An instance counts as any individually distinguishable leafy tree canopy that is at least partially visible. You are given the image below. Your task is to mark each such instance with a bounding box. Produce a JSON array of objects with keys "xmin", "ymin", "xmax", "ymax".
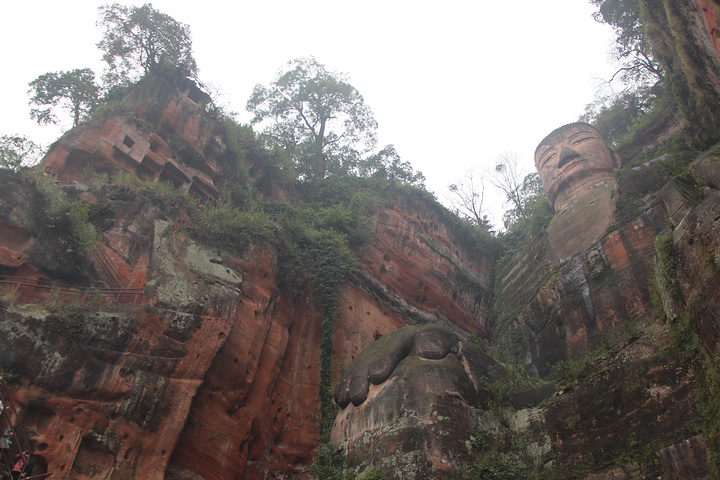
[
  {"xmin": 97, "ymin": 3, "xmax": 197, "ymax": 86},
  {"xmin": 581, "ymin": 0, "xmax": 665, "ymax": 149},
  {"xmin": 500, "ymin": 172, "xmax": 545, "ymax": 230},
  {"xmin": 247, "ymin": 57, "xmax": 377, "ymax": 181},
  {"xmin": 28, "ymin": 68, "xmax": 99, "ymax": 127},
  {"xmin": 356, "ymin": 144, "xmax": 425, "ymax": 187},
  {"xmin": 579, "ymin": 85, "xmax": 659, "ymax": 146},
  {"xmin": 590, "ymin": 0, "xmax": 661, "ymax": 87},
  {"xmin": 0, "ymin": 135, "xmax": 43, "ymax": 172}
]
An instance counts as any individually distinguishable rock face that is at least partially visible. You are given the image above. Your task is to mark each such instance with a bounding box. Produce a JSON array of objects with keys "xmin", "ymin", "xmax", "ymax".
[
  {"xmin": 42, "ymin": 73, "xmax": 221, "ymax": 202},
  {"xmin": 0, "ymin": 73, "xmax": 497, "ymax": 479},
  {"xmin": 544, "ymin": 323, "xmax": 702, "ymax": 477},
  {"xmin": 330, "ymin": 324, "xmax": 497, "ymax": 478},
  {"xmin": 333, "ymin": 198, "xmax": 495, "ymax": 379},
  {"xmin": 488, "ymin": 139, "xmax": 720, "ymax": 478},
  {"xmin": 2, "ymin": 4, "xmax": 720, "ymax": 476},
  {"xmin": 332, "ymin": 147, "xmax": 717, "ymax": 477},
  {"xmin": 643, "ymin": 0, "xmax": 720, "ymax": 148},
  {"xmin": 494, "ymin": 157, "xmax": 671, "ymax": 374}
]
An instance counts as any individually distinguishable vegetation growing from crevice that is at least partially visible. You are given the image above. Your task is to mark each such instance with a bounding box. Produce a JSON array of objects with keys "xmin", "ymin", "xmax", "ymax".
[
  {"xmin": 463, "ymin": 348, "xmax": 554, "ymax": 480},
  {"xmin": 654, "ymin": 233, "xmax": 681, "ymax": 305},
  {"xmin": 550, "ymin": 323, "xmax": 641, "ymax": 390},
  {"xmin": 20, "ymin": 174, "xmax": 103, "ymax": 279},
  {"xmin": 271, "ymin": 194, "xmax": 359, "ymax": 476},
  {"xmin": 469, "ymin": 405, "xmax": 551, "ymax": 480},
  {"xmin": 279, "ymin": 224, "xmax": 357, "ymax": 435},
  {"xmin": 665, "ymin": 309, "xmax": 720, "ymax": 476},
  {"xmin": 41, "ymin": 292, "xmax": 112, "ymax": 341},
  {"xmin": 610, "ymin": 160, "xmax": 666, "ymax": 226},
  {"xmin": 99, "ymin": 170, "xmax": 197, "ymax": 213},
  {"xmin": 484, "ymin": 362, "xmax": 543, "ymax": 412},
  {"xmin": 659, "ymin": 154, "xmax": 705, "ymax": 205},
  {"xmin": 497, "ymin": 194, "xmax": 553, "ymax": 251},
  {"xmin": 188, "ymin": 203, "xmax": 273, "ymax": 255},
  {"xmin": 641, "ymin": 0, "xmax": 720, "ymax": 149}
]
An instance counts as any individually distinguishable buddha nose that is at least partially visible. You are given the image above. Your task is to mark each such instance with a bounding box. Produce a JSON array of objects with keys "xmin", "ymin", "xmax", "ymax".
[{"xmin": 558, "ymin": 146, "xmax": 582, "ymax": 168}]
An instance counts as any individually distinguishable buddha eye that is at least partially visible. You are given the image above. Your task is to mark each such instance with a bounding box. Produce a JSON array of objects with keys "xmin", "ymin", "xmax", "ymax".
[
  {"xmin": 572, "ymin": 136, "xmax": 594, "ymax": 145},
  {"xmin": 542, "ymin": 153, "xmax": 555, "ymax": 167}
]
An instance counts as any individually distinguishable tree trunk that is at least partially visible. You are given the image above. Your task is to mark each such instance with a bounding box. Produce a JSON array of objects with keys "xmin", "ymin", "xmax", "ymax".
[{"xmin": 314, "ymin": 118, "xmax": 326, "ymax": 180}]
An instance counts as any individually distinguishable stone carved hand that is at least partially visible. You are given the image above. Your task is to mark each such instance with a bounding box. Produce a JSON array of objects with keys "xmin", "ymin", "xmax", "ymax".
[{"xmin": 333, "ymin": 324, "xmax": 491, "ymax": 408}]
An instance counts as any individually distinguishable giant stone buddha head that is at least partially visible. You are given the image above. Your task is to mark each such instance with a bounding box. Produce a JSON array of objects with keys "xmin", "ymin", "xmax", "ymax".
[{"xmin": 534, "ymin": 122, "xmax": 621, "ymax": 211}]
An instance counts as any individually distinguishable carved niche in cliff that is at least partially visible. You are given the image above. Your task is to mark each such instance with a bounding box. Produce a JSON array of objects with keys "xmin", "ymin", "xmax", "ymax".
[
  {"xmin": 42, "ymin": 74, "xmax": 222, "ymax": 203},
  {"xmin": 535, "ymin": 122, "xmax": 622, "ymax": 260}
]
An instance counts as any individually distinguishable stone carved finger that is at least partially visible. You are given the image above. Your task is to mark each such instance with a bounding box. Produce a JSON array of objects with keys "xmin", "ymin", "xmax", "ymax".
[
  {"xmin": 348, "ymin": 374, "xmax": 369, "ymax": 406},
  {"xmin": 334, "ymin": 377, "xmax": 351, "ymax": 408},
  {"xmin": 335, "ymin": 327, "xmax": 417, "ymax": 407},
  {"xmin": 368, "ymin": 357, "xmax": 394, "ymax": 385},
  {"xmin": 335, "ymin": 325, "xmax": 457, "ymax": 408}
]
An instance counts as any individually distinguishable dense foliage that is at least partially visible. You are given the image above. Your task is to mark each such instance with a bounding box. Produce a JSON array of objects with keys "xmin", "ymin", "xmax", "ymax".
[
  {"xmin": 28, "ymin": 68, "xmax": 99, "ymax": 127},
  {"xmin": 590, "ymin": 0, "xmax": 662, "ymax": 86},
  {"xmin": 97, "ymin": 3, "xmax": 197, "ymax": 87},
  {"xmin": 248, "ymin": 57, "xmax": 378, "ymax": 181},
  {"xmin": 0, "ymin": 135, "xmax": 43, "ymax": 172},
  {"xmin": 581, "ymin": 0, "xmax": 663, "ymax": 148}
]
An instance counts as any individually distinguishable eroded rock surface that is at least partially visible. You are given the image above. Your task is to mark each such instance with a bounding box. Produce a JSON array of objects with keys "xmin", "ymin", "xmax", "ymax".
[
  {"xmin": 0, "ymin": 73, "xmax": 498, "ymax": 479},
  {"xmin": 331, "ymin": 324, "xmax": 498, "ymax": 478}
]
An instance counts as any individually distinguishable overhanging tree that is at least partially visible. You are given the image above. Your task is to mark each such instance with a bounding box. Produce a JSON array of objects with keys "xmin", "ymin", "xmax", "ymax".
[
  {"xmin": 500, "ymin": 172, "xmax": 545, "ymax": 229},
  {"xmin": 590, "ymin": 0, "xmax": 662, "ymax": 87},
  {"xmin": 97, "ymin": 3, "xmax": 197, "ymax": 86},
  {"xmin": 581, "ymin": 0, "xmax": 664, "ymax": 143},
  {"xmin": 28, "ymin": 68, "xmax": 99, "ymax": 127},
  {"xmin": 247, "ymin": 57, "xmax": 377, "ymax": 180}
]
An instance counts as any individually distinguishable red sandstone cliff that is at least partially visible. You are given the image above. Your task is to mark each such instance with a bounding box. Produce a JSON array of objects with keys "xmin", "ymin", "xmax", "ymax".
[
  {"xmin": 0, "ymin": 72, "xmax": 497, "ymax": 479},
  {"xmin": 3, "ymin": 5, "xmax": 720, "ymax": 474}
]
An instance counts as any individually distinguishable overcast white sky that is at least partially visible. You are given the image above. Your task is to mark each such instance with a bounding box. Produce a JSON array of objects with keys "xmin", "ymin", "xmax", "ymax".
[{"xmin": 0, "ymin": 0, "xmax": 618, "ymax": 227}]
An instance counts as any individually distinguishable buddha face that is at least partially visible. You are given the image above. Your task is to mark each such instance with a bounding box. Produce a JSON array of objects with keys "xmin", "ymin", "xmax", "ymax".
[{"xmin": 535, "ymin": 123, "xmax": 620, "ymax": 211}]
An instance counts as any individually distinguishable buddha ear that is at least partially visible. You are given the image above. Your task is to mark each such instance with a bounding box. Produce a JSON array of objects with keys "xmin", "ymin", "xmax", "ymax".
[{"xmin": 612, "ymin": 151, "xmax": 622, "ymax": 169}]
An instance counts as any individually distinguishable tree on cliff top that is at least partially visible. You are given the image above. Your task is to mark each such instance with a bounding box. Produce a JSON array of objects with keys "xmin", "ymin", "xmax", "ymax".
[
  {"xmin": 97, "ymin": 3, "xmax": 197, "ymax": 86},
  {"xmin": 581, "ymin": 0, "xmax": 664, "ymax": 145},
  {"xmin": 247, "ymin": 57, "xmax": 377, "ymax": 181},
  {"xmin": 589, "ymin": 0, "xmax": 662, "ymax": 87},
  {"xmin": 28, "ymin": 68, "xmax": 99, "ymax": 127},
  {"xmin": 357, "ymin": 144, "xmax": 425, "ymax": 187},
  {"xmin": 447, "ymin": 168, "xmax": 491, "ymax": 229},
  {"xmin": 490, "ymin": 153, "xmax": 546, "ymax": 230}
]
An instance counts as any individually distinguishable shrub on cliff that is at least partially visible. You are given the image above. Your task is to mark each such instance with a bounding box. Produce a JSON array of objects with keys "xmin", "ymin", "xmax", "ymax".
[{"xmin": 189, "ymin": 202, "xmax": 274, "ymax": 255}]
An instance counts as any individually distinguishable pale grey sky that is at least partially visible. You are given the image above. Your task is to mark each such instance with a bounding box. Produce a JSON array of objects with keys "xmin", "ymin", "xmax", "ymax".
[{"xmin": 1, "ymin": 0, "xmax": 617, "ymax": 227}]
